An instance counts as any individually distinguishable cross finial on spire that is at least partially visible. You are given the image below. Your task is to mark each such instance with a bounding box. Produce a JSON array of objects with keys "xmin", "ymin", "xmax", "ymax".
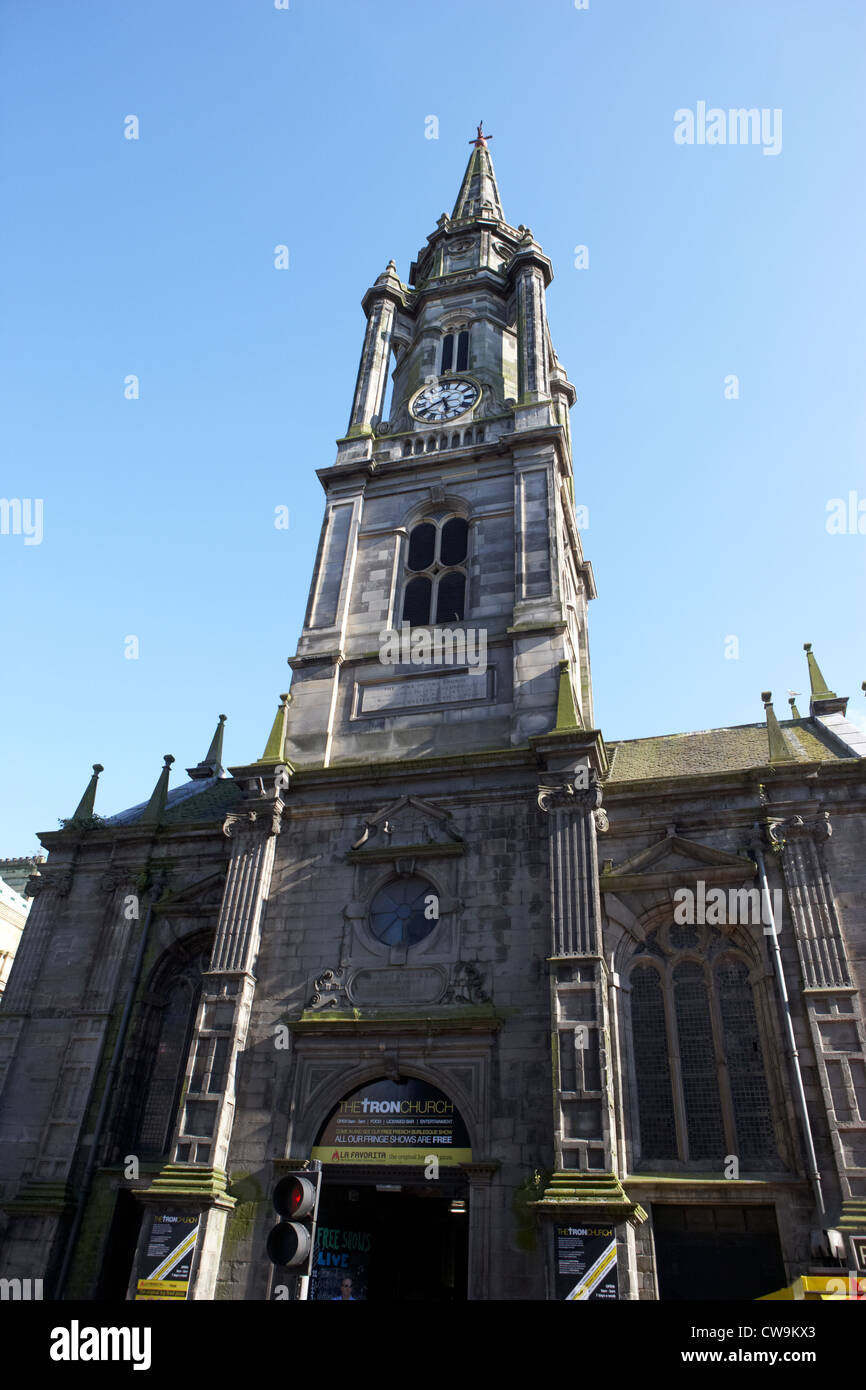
[{"xmin": 470, "ymin": 121, "xmax": 491, "ymax": 148}]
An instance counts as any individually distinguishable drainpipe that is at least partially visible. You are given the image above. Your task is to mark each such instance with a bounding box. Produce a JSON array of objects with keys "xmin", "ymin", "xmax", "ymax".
[
  {"xmin": 750, "ymin": 832, "xmax": 828, "ymax": 1230},
  {"xmin": 54, "ymin": 872, "xmax": 167, "ymax": 1298}
]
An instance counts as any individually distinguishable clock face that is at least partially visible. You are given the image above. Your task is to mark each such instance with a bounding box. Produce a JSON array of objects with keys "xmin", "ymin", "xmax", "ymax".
[{"xmin": 411, "ymin": 378, "xmax": 479, "ymax": 423}]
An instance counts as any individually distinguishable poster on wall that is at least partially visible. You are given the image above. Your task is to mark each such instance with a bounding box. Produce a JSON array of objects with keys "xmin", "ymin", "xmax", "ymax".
[
  {"xmin": 135, "ymin": 1212, "xmax": 200, "ymax": 1300},
  {"xmin": 310, "ymin": 1223, "xmax": 372, "ymax": 1301},
  {"xmin": 311, "ymin": 1078, "xmax": 472, "ymax": 1167},
  {"xmin": 554, "ymin": 1224, "xmax": 619, "ymax": 1300}
]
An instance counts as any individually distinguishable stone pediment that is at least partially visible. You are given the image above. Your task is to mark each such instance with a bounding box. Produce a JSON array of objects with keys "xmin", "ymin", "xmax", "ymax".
[
  {"xmin": 600, "ymin": 830, "xmax": 755, "ymax": 893},
  {"xmin": 155, "ymin": 871, "xmax": 227, "ymax": 916},
  {"xmin": 346, "ymin": 796, "xmax": 464, "ymax": 863}
]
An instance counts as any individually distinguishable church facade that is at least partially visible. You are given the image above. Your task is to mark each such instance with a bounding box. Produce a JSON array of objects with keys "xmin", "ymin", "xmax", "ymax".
[{"xmin": 1, "ymin": 133, "xmax": 865, "ymax": 1302}]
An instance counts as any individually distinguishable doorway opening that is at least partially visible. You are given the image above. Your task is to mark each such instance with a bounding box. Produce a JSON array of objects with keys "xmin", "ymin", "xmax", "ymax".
[
  {"xmin": 310, "ymin": 1167, "xmax": 469, "ymax": 1302},
  {"xmin": 652, "ymin": 1204, "xmax": 786, "ymax": 1300},
  {"xmin": 94, "ymin": 1188, "xmax": 143, "ymax": 1300}
]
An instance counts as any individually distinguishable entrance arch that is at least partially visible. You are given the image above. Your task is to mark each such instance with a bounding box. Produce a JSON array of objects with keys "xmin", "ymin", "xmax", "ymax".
[{"xmin": 308, "ymin": 1076, "xmax": 472, "ymax": 1302}]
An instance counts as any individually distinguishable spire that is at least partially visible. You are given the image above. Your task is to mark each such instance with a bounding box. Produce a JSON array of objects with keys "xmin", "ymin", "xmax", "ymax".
[
  {"xmin": 803, "ymin": 642, "xmax": 848, "ymax": 717},
  {"xmin": 762, "ymin": 692, "xmax": 793, "ymax": 764},
  {"xmin": 139, "ymin": 755, "xmax": 175, "ymax": 826},
  {"xmin": 187, "ymin": 713, "xmax": 227, "ymax": 779},
  {"xmin": 70, "ymin": 764, "xmax": 103, "ymax": 822},
  {"xmin": 452, "ymin": 123, "xmax": 504, "ymax": 222},
  {"xmin": 257, "ymin": 693, "xmax": 291, "ymax": 765},
  {"xmin": 788, "ymin": 694, "xmax": 802, "ymax": 719}
]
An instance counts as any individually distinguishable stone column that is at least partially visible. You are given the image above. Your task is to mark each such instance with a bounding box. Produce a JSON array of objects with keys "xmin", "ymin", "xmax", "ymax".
[
  {"xmin": 770, "ymin": 812, "xmax": 866, "ymax": 1256},
  {"xmin": 511, "ymin": 240, "xmax": 552, "ymax": 408},
  {"xmin": 535, "ymin": 774, "xmax": 645, "ymax": 1293},
  {"xmin": 463, "ymin": 1162, "xmax": 498, "ymax": 1300},
  {"xmin": 130, "ymin": 793, "xmax": 284, "ymax": 1300},
  {"xmin": 0, "ymin": 869, "xmax": 71, "ymax": 1015}
]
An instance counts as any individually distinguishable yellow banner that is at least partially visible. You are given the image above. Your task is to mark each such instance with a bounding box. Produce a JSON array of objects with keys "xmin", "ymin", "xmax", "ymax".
[
  {"xmin": 311, "ymin": 1146, "xmax": 472, "ymax": 1167},
  {"xmin": 136, "ymin": 1279, "xmax": 189, "ymax": 1300}
]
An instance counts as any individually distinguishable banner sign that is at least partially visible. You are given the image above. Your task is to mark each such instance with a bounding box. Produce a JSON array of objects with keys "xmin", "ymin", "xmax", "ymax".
[
  {"xmin": 312, "ymin": 1078, "xmax": 472, "ymax": 1167},
  {"xmin": 135, "ymin": 1213, "xmax": 200, "ymax": 1300},
  {"xmin": 310, "ymin": 1224, "xmax": 372, "ymax": 1301},
  {"xmin": 554, "ymin": 1223, "xmax": 618, "ymax": 1301}
]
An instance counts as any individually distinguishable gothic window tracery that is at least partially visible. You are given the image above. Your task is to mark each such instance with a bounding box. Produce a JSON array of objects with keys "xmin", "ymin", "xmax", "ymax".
[
  {"xmin": 628, "ymin": 923, "xmax": 778, "ymax": 1169},
  {"xmin": 401, "ymin": 514, "xmax": 469, "ymax": 626}
]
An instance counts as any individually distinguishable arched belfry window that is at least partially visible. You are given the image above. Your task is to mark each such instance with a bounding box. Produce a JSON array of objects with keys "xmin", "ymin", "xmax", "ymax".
[
  {"xmin": 401, "ymin": 514, "xmax": 469, "ymax": 626},
  {"xmin": 441, "ymin": 328, "xmax": 470, "ymax": 374},
  {"xmin": 628, "ymin": 923, "xmax": 779, "ymax": 1170}
]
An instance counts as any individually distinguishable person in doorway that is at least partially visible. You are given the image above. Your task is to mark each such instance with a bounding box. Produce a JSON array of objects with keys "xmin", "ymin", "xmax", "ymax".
[{"xmin": 331, "ymin": 1275, "xmax": 356, "ymax": 1301}]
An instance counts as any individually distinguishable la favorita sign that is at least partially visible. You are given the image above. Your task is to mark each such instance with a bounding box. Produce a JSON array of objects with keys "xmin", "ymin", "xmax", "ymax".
[{"xmin": 312, "ymin": 1078, "xmax": 472, "ymax": 1167}]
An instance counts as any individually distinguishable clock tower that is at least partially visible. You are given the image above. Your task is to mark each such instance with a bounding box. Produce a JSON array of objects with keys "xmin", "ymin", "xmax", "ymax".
[{"xmin": 283, "ymin": 123, "xmax": 597, "ymax": 769}]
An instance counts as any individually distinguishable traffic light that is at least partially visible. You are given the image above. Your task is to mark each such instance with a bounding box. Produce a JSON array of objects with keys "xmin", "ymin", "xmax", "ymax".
[{"xmin": 266, "ymin": 1166, "xmax": 321, "ymax": 1279}]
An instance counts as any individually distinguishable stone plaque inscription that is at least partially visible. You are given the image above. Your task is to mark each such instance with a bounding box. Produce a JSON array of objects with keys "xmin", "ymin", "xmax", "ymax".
[
  {"xmin": 349, "ymin": 967, "xmax": 446, "ymax": 1006},
  {"xmin": 357, "ymin": 669, "xmax": 489, "ymax": 715}
]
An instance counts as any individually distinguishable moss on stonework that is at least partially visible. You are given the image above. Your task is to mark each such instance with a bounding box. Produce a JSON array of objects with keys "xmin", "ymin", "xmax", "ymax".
[
  {"xmin": 64, "ymin": 1171, "xmax": 119, "ymax": 1299},
  {"xmin": 511, "ymin": 1169, "xmax": 549, "ymax": 1253},
  {"xmin": 223, "ymin": 1172, "xmax": 266, "ymax": 1259}
]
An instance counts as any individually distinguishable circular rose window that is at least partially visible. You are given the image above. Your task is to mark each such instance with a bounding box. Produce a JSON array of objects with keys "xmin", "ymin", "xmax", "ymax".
[{"xmin": 369, "ymin": 878, "xmax": 437, "ymax": 948}]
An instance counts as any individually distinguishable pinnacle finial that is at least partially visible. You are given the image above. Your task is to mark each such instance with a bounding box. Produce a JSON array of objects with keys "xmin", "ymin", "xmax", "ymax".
[
  {"xmin": 139, "ymin": 755, "xmax": 175, "ymax": 826},
  {"xmin": 188, "ymin": 713, "xmax": 228, "ymax": 780},
  {"xmin": 803, "ymin": 642, "xmax": 836, "ymax": 699},
  {"xmin": 69, "ymin": 763, "xmax": 104, "ymax": 822},
  {"xmin": 762, "ymin": 692, "xmax": 793, "ymax": 764},
  {"xmin": 258, "ymin": 693, "xmax": 292, "ymax": 765},
  {"xmin": 554, "ymin": 660, "xmax": 580, "ymax": 732}
]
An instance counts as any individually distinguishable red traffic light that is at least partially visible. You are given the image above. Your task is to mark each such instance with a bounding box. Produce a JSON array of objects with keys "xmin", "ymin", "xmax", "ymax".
[{"xmin": 273, "ymin": 1174, "xmax": 317, "ymax": 1221}]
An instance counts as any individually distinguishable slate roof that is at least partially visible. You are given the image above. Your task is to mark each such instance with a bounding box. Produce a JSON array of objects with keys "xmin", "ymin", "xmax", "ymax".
[
  {"xmin": 107, "ymin": 775, "xmax": 241, "ymax": 827},
  {"xmin": 606, "ymin": 718, "xmax": 854, "ymax": 784}
]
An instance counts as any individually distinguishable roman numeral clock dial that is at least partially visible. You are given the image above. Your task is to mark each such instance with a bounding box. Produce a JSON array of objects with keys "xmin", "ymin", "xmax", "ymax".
[{"xmin": 411, "ymin": 378, "xmax": 479, "ymax": 423}]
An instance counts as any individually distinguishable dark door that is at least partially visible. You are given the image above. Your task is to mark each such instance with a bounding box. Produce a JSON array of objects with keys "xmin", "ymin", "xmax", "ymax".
[
  {"xmin": 652, "ymin": 1204, "xmax": 786, "ymax": 1300},
  {"xmin": 311, "ymin": 1173, "xmax": 469, "ymax": 1301}
]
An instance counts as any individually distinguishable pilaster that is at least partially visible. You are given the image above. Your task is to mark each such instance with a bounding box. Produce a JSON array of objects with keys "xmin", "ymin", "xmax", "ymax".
[{"xmin": 769, "ymin": 812, "xmax": 866, "ymax": 1242}]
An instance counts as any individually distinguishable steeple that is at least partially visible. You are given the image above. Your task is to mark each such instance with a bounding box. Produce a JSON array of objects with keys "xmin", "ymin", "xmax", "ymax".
[{"xmin": 451, "ymin": 123, "xmax": 504, "ymax": 223}]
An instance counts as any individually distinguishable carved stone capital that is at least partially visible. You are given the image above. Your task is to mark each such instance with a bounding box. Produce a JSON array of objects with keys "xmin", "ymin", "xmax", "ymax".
[
  {"xmin": 538, "ymin": 773, "xmax": 603, "ymax": 815},
  {"xmin": 770, "ymin": 811, "xmax": 832, "ymax": 848},
  {"xmin": 26, "ymin": 868, "xmax": 71, "ymax": 897},
  {"xmin": 222, "ymin": 804, "xmax": 283, "ymax": 839}
]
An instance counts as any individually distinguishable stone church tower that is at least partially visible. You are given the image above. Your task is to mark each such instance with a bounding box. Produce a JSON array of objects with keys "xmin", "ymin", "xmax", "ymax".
[{"xmin": 1, "ymin": 131, "xmax": 865, "ymax": 1302}]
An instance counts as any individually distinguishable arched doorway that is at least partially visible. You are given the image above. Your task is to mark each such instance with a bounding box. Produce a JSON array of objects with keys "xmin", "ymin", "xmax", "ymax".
[{"xmin": 309, "ymin": 1077, "xmax": 471, "ymax": 1302}]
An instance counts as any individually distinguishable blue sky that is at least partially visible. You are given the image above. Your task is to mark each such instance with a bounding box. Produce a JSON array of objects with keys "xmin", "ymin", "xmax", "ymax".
[{"xmin": 1, "ymin": 0, "xmax": 864, "ymax": 854}]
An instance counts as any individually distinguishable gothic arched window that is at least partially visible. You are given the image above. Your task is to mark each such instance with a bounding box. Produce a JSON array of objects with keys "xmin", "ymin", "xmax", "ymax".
[
  {"xmin": 401, "ymin": 514, "xmax": 468, "ymax": 626},
  {"xmin": 108, "ymin": 936, "xmax": 211, "ymax": 1164},
  {"xmin": 628, "ymin": 924, "xmax": 779, "ymax": 1170}
]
